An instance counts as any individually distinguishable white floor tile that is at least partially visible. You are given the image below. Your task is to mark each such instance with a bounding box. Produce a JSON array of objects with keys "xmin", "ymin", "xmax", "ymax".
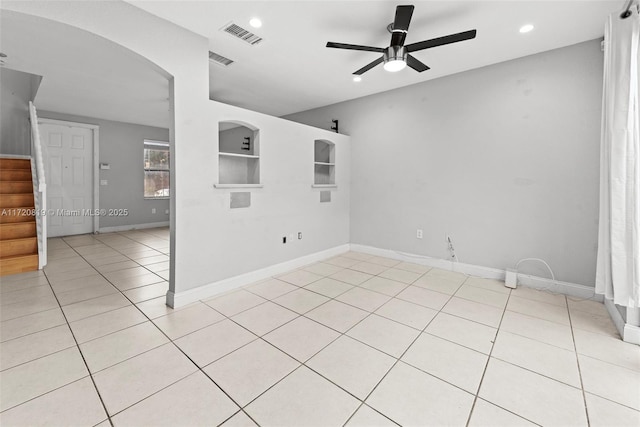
[
  {"xmin": 578, "ymin": 354, "xmax": 640, "ymax": 410},
  {"xmin": 425, "ymin": 312, "xmax": 497, "ymax": 354},
  {"xmin": 93, "ymin": 343, "xmax": 197, "ymax": 415},
  {"xmin": 231, "ymin": 301, "xmax": 298, "ymax": 336},
  {"xmin": 366, "ymin": 256, "xmax": 401, "ymax": 268},
  {"xmin": 204, "ymin": 339, "xmax": 299, "ymax": 406},
  {"xmin": 585, "ymin": 392, "xmax": 640, "ymax": 427},
  {"xmin": 330, "ymin": 269, "xmax": 374, "ymax": 286},
  {"xmin": 220, "ymin": 410, "xmax": 258, "ymax": 426},
  {"xmin": 396, "ymin": 285, "xmax": 451, "ymax": 310},
  {"xmin": 349, "ymin": 261, "xmax": 389, "ymax": 275},
  {"xmin": 367, "ymin": 362, "xmax": 474, "ymax": 426},
  {"xmin": 374, "ymin": 298, "xmax": 437, "ymax": 330},
  {"xmin": 69, "ymin": 305, "xmax": 147, "ymax": 344},
  {"xmin": 0, "ymin": 308, "xmax": 66, "ymax": 343},
  {"xmin": 570, "ymin": 309, "xmax": 620, "ymax": 337},
  {"xmin": 0, "ymin": 347, "xmax": 88, "ymax": 412},
  {"xmin": 412, "ymin": 274, "xmax": 464, "ymax": 295},
  {"xmin": 62, "ymin": 293, "xmax": 131, "ymax": 323},
  {"xmin": 573, "ymin": 328, "xmax": 640, "ymax": 372},
  {"xmin": 153, "ymin": 302, "xmax": 224, "ymax": 339},
  {"xmin": 0, "ymin": 377, "xmax": 107, "ymax": 427},
  {"xmin": 346, "ymin": 404, "xmax": 398, "ymax": 426},
  {"xmin": 491, "ymin": 330, "xmax": 581, "ymax": 387},
  {"xmin": 111, "ymin": 372, "xmax": 238, "ymax": 426},
  {"xmin": 500, "ymin": 310, "xmax": 574, "ymax": 351},
  {"xmin": 347, "ymin": 314, "xmax": 420, "ymax": 358},
  {"xmin": 277, "ymin": 270, "xmax": 323, "ymax": 287},
  {"xmin": 302, "ymin": 262, "xmax": 345, "ymax": 277},
  {"xmin": 245, "ymin": 278, "xmax": 297, "ymax": 300},
  {"xmin": 80, "ymin": 321, "xmax": 169, "ymax": 373},
  {"xmin": 455, "ymin": 284, "xmax": 509, "ymax": 309},
  {"xmin": 479, "ymin": 358, "xmax": 587, "ymax": 426},
  {"xmin": 0, "ymin": 324, "xmax": 76, "ymax": 371},
  {"xmin": 122, "ymin": 281, "xmax": 168, "ymax": 303},
  {"xmin": 174, "ymin": 319, "xmax": 257, "ymax": 367},
  {"xmin": 304, "ymin": 277, "xmax": 354, "ymax": 298},
  {"xmin": 402, "ymin": 333, "xmax": 488, "ymax": 393},
  {"xmin": 342, "ymin": 251, "xmax": 374, "ymax": 261},
  {"xmin": 393, "ymin": 261, "xmax": 430, "ymax": 274},
  {"xmin": 245, "ymin": 366, "xmax": 360, "ymax": 427},
  {"xmin": 264, "ymin": 316, "xmax": 340, "ymax": 362},
  {"xmin": 468, "ymin": 399, "xmax": 537, "ymax": 426},
  {"xmin": 324, "ymin": 256, "xmax": 361, "ymax": 268},
  {"xmin": 273, "ymin": 288, "xmax": 329, "ymax": 314},
  {"xmin": 464, "ymin": 277, "xmax": 510, "ymax": 294},
  {"xmin": 442, "ymin": 297, "xmax": 504, "ymax": 328},
  {"xmin": 378, "ymin": 268, "xmax": 421, "ymax": 284},
  {"xmin": 204, "ymin": 290, "xmax": 266, "ymax": 317},
  {"xmin": 308, "ymin": 335, "xmax": 395, "ymax": 399},
  {"xmin": 507, "ymin": 296, "xmax": 570, "ymax": 326},
  {"xmin": 359, "ymin": 276, "xmax": 408, "ymax": 297},
  {"xmin": 336, "ymin": 287, "xmax": 391, "ymax": 312},
  {"xmin": 425, "ymin": 268, "xmax": 467, "ymax": 282},
  {"xmin": 305, "ymin": 300, "xmax": 369, "ymax": 333},
  {"xmin": 510, "ymin": 286, "xmax": 567, "ymax": 307}
]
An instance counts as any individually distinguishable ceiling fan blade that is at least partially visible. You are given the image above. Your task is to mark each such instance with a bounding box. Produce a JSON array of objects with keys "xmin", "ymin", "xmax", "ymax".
[
  {"xmin": 390, "ymin": 5, "xmax": 414, "ymax": 46},
  {"xmin": 353, "ymin": 57, "xmax": 384, "ymax": 75},
  {"xmin": 406, "ymin": 54, "xmax": 430, "ymax": 72},
  {"xmin": 405, "ymin": 29, "xmax": 477, "ymax": 52},
  {"xmin": 326, "ymin": 42, "xmax": 384, "ymax": 53}
]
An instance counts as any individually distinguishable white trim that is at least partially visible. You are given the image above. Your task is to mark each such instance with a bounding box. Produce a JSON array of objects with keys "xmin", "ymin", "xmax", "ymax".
[
  {"xmin": 38, "ymin": 118, "xmax": 100, "ymax": 234},
  {"xmin": 350, "ymin": 244, "xmax": 599, "ymax": 299},
  {"xmin": 311, "ymin": 184, "xmax": 338, "ymax": 189},
  {"xmin": 166, "ymin": 244, "xmax": 350, "ymax": 308},
  {"xmin": 0, "ymin": 154, "xmax": 31, "ymax": 159},
  {"xmin": 604, "ymin": 298, "xmax": 640, "ymax": 345},
  {"xmin": 214, "ymin": 184, "xmax": 264, "ymax": 189},
  {"xmin": 98, "ymin": 221, "xmax": 170, "ymax": 233},
  {"xmin": 604, "ymin": 298, "xmax": 626, "ymax": 338}
]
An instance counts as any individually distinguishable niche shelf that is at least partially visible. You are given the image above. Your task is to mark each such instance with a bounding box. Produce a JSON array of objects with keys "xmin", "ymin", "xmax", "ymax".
[
  {"xmin": 312, "ymin": 139, "xmax": 336, "ymax": 188},
  {"xmin": 216, "ymin": 121, "xmax": 261, "ymax": 188}
]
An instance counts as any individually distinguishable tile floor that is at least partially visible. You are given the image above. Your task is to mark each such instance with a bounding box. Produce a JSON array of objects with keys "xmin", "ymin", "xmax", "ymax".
[{"xmin": 1, "ymin": 229, "xmax": 639, "ymax": 426}]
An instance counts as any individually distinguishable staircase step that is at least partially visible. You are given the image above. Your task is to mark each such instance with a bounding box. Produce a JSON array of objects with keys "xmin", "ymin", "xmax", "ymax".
[
  {"xmin": 0, "ymin": 169, "xmax": 32, "ymax": 181},
  {"xmin": 0, "ymin": 206, "xmax": 36, "ymax": 224},
  {"xmin": 0, "ymin": 181, "xmax": 33, "ymax": 194},
  {"xmin": 0, "ymin": 254, "xmax": 38, "ymax": 276},
  {"xmin": 0, "ymin": 158, "xmax": 31, "ymax": 170},
  {"xmin": 0, "ymin": 222, "xmax": 37, "ymax": 240},
  {"xmin": 0, "ymin": 237, "xmax": 38, "ymax": 257},
  {"xmin": 0, "ymin": 193, "xmax": 35, "ymax": 208}
]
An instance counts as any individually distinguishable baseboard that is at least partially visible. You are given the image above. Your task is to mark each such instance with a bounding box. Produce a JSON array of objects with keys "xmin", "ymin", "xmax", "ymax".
[
  {"xmin": 167, "ymin": 244, "xmax": 350, "ymax": 308},
  {"xmin": 350, "ymin": 244, "xmax": 599, "ymax": 300},
  {"xmin": 98, "ymin": 221, "xmax": 170, "ymax": 233},
  {"xmin": 604, "ymin": 298, "xmax": 640, "ymax": 345},
  {"xmin": 0, "ymin": 154, "xmax": 31, "ymax": 159}
]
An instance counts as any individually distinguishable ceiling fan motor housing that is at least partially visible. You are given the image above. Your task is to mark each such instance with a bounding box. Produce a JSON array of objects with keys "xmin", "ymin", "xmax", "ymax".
[{"xmin": 384, "ymin": 45, "xmax": 407, "ymax": 64}]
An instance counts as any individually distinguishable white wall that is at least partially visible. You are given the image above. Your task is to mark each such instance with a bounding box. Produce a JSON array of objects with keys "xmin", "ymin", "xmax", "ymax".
[
  {"xmin": 286, "ymin": 40, "xmax": 603, "ymax": 287},
  {"xmin": 3, "ymin": 2, "xmax": 351, "ymax": 307},
  {"xmin": 38, "ymin": 110, "xmax": 170, "ymax": 229},
  {"xmin": 0, "ymin": 68, "xmax": 41, "ymax": 155}
]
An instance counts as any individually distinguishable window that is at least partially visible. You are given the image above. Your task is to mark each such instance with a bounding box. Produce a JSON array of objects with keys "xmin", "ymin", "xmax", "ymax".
[{"xmin": 144, "ymin": 140, "xmax": 170, "ymax": 198}]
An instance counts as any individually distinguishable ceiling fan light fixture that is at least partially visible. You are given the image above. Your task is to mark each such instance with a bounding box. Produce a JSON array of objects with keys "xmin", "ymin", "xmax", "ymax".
[{"xmin": 383, "ymin": 46, "xmax": 407, "ymax": 72}]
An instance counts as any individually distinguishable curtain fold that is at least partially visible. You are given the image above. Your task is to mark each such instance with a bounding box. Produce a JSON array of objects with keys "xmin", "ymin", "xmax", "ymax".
[{"xmin": 596, "ymin": 9, "xmax": 640, "ymax": 308}]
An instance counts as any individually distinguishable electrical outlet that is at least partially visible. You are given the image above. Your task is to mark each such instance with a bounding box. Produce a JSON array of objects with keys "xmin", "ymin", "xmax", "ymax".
[
  {"xmin": 298, "ymin": 232, "xmax": 302, "ymax": 240},
  {"xmin": 416, "ymin": 229, "xmax": 423, "ymax": 239},
  {"xmin": 282, "ymin": 236, "xmax": 287, "ymax": 244},
  {"xmin": 151, "ymin": 208, "xmax": 156, "ymax": 214}
]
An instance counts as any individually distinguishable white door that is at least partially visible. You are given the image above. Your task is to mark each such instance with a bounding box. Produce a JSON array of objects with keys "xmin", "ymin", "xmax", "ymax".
[{"xmin": 39, "ymin": 122, "xmax": 94, "ymax": 237}]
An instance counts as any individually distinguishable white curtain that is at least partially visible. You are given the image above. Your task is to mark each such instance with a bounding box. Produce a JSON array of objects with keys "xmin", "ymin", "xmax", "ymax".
[{"xmin": 596, "ymin": 8, "xmax": 640, "ymax": 308}]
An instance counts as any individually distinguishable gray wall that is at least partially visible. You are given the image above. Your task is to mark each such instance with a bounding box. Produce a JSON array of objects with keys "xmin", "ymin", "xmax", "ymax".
[
  {"xmin": 219, "ymin": 125, "xmax": 256, "ymax": 155},
  {"xmin": 0, "ymin": 68, "xmax": 41, "ymax": 155},
  {"xmin": 39, "ymin": 111, "xmax": 170, "ymax": 229},
  {"xmin": 286, "ymin": 40, "xmax": 603, "ymax": 286}
]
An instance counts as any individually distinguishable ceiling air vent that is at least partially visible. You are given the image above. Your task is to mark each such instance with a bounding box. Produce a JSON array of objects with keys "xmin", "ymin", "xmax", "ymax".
[
  {"xmin": 221, "ymin": 22, "xmax": 263, "ymax": 46},
  {"xmin": 209, "ymin": 51, "xmax": 234, "ymax": 67}
]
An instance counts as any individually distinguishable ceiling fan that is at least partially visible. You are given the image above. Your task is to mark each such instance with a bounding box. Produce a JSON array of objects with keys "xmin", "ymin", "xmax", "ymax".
[{"xmin": 326, "ymin": 5, "xmax": 477, "ymax": 75}]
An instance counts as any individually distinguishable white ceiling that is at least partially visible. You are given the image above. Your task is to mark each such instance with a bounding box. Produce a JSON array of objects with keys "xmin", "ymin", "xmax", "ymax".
[
  {"xmin": 0, "ymin": 10, "xmax": 170, "ymax": 128},
  {"xmin": 129, "ymin": 0, "xmax": 621, "ymax": 117},
  {"xmin": 0, "ymin": 1, "xmax": 622, "ymax": 128}
]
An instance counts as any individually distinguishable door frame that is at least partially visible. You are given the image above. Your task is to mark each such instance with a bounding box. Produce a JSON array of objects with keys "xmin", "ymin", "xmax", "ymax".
[{"xmin": 38, "ymin": 118, "xmax": 101, "ymax": 234}]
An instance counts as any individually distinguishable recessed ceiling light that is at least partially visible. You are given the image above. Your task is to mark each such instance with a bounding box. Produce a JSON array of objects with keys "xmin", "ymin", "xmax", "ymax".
[
  {"xmin": 249, "ymin": 18, "xmax": 262, "ymax": 28},
  {"xmin": 353, "ymin": 76, "xmax": 362, "ymax": 82},
  {"xmin": 519, "ymin": 24, "xmax": 534, "ymax": 34}
]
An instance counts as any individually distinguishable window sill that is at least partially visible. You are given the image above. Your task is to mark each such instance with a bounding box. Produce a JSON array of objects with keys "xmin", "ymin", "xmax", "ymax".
[
  {"xmin": 144, "ymin": 197, "xmax": 170, "ymax": 200},
  {"xmin": 214, "ymin": 184, "xmax": 264, "ymax": 189},
  {"xmin": 311, "ymin": 184, "xmax": 337, "ymax": 189}
]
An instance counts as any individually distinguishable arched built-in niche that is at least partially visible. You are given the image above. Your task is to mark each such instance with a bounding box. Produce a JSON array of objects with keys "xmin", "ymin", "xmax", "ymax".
[
  {"xmin": 313, "ymin": 139, "xmax": 335, "ymax": 186},
  {"xmin": 216, "ymin": 121, "xmax": 261, "ymax": 186}
]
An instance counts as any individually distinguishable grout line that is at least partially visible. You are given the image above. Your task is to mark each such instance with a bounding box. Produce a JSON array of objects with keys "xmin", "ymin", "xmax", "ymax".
[
  {"xmin": 40, "ymin": 264, "xmax": 114, "ymax": 427},
  {"xmin": 567, "ymin": 296, "xmax": 592, "ymax": 426}
]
